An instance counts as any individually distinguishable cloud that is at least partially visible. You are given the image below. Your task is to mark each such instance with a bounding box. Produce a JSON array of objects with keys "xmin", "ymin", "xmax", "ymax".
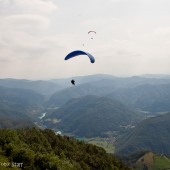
[
  {"xmin": 1, "ymin": 14, "xmax": 50, "ymax": 32},
  {"xmin": 116, "ymin": 49, "xmax": 141, "ymax": 58},
  {"xmin": 153, "ymin": 26, "xmax": 170, "ymax": 36},
  {"xmin": 0, "ymin": 14, "xmax": 50, "ymax": 58},
  {"xmin": 0, "ymin": 0, "xmax": 57, "ymax": 15},
  {"xmin": 109, "ymin": 0, "xmax": 121, "ymax": 2},
  {"xmin": 0, "ymin": 58, "xmax": 10, "ymax": 62},
  {"xmin": 0, "ymin": 0, "xmax": 60, "ymax": 64}
]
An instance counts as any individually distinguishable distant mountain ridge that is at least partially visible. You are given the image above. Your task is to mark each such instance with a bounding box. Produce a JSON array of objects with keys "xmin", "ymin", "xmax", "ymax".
[
  {"xmin": 140, "ymin": 74, "xmax": 170, "ymax": 79},
  {"xmin": 48, "ymin": 75, "xmax": 170, "ymax": 107},
  {"xmin": 108, "ymin": 83, "xmax": 170, "ymax": 112},
  {"xmin": 0, "ymin": 78, "xmax": 62, "ymax": 95},
  {"xmin": 50, "ymin": 74, "xmax": 115, "ymax": 87}
]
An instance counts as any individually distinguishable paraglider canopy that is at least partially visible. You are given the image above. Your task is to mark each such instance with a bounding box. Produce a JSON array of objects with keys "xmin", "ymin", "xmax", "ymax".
[
  {"xmin": 88, "ymin": 31, "xmax": 96, "ymax": 34},
  {"xmin": 64, "ymin": 50, "xmax": 95, "ymax": 63}
]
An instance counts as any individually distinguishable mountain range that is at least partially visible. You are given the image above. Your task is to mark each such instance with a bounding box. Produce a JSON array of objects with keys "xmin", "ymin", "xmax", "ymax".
[
  {"xmin": 48, "ymin": 75, "xmax": 170, "ymax": 110},
  {"xmin": 1, "ymin": 74, "xmax": 170, "ymax": 159},
  {"xmin": 0, "ymin": 78, "xmax": 62, "ymax": 96}
]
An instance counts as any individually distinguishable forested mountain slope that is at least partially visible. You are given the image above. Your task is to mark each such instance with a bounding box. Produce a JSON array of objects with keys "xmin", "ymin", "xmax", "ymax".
[
  {"xmin": 115, "ymin": 112, "xmax": 170, "ymax": 156},
  {"xmin": 0, "ymin": 86, "xmax": 44, "ymax": 128},
  {"xmin": 45, "ymin": 95, "xmax": 140, "ymax": 137},
  {"xmin": 0, "ymin": 128, "xmax": 131, "ymax": 170}
]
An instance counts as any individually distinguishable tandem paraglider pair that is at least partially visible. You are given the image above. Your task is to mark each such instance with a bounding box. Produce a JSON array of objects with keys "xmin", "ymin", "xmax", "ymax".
[{"xmin": 64, "ymin": 50, "xmax": 95, "ymax": 85}]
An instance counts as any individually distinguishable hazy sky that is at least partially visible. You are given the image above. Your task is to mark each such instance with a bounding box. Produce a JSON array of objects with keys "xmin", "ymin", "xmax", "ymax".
[{"xmin": 1, "ymin": 0, "xmax": 170, "ymax": 79}]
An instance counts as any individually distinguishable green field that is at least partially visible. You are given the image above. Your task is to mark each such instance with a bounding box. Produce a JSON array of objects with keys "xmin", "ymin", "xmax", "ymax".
[
  {"xmin": 136, "ymin": 152, "xmax": 170, "ymax": 170},
  {"xmin": 78, "ymin": 137, "xmax": 115, "ymax": 153},
  {"xmin": 152, "ymin": 155, "xmax": 170, "ymax": 170}
]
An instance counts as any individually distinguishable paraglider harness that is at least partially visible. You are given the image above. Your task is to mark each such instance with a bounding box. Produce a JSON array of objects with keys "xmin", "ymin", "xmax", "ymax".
[{"xmin": 71, "ymin": 79, "xmax": 75, "ymax": 85}]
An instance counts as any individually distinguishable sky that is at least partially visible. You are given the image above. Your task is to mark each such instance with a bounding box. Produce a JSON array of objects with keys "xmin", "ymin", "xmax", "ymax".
[{"xmin": 0, "ymin": 0, "xmax": 170, "ymax": 79}]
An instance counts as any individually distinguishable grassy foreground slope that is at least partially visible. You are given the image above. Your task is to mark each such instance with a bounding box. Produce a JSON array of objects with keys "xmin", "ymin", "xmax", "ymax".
[{"xmin": 0, "ymin": 128, "xmax": 131, "ymax": 170}]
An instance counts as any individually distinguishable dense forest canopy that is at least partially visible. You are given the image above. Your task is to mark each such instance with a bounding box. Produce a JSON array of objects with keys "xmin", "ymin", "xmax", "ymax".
[{"xmin": 0, "ymin": 128, "xmax": 131, "ymax": 170}]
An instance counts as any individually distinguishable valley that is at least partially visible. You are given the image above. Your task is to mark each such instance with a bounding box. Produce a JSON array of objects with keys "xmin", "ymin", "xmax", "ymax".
[{"xmin": 1, "ymin": 74, "xmax": 170, "ymax": 169}]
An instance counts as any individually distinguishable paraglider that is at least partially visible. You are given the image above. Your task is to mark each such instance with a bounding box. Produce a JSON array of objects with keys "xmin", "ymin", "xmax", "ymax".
[
  {"xmin": 88, "ymin": 31, "xmax": 96, "ymax": 39},
  {"xmin": 71, "ymin": 79, "xmax": 75, "ymax": 85},
  {"xmin": 64, "ymin": 50, "xmax": 95, "ymax": 63},
  {"xmin": 65, "ymin": 50, "xmax": 95, "ymax": 85}
]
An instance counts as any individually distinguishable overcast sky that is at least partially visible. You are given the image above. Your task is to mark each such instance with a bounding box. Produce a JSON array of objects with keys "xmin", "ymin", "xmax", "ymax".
[{"xmin": 0, "ymin": 0, "xmax": 170, "ymax": 79}]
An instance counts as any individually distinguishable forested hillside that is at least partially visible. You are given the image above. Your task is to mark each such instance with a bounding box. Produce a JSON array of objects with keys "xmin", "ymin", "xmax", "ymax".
[
  {"xmin": 115, "ymin": 112, "xmax": 170, "ymax": 156},
  {"xmin": 0, "ymin": 128, "xmax": 131, "ymax": 170},
  {"xmin": 0, "ymin": 86, "xmax": 44, "ymax": 111},
  {"xmin": 0, "ymin": 86, "xmax": 44, "ymax": 128},
  {"xmin": 45, "ymin": 95, "xmax": 140, "ymax": 137}
]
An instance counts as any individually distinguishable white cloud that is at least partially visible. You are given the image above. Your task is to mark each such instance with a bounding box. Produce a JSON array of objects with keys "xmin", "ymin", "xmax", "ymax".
[
  {"xmin": 0, "ymin": 0, "xmax": 59, "ymax": 65},
  {"xmin": 154, "ymin": 26, "xmax": 170, "ymax": 36},
  {"xmin": 0, "ymin": 15, "xmax": 50, "ymax": 59},
  {"xmin": 109, "ymin": 0, "xmax": 121, "ymax": 2},
  {"xmin": 2, "ymin": 15, "xmax": 50, "ymax": 32},
  {"xmin": 0, "ymin": 0, "xmax": 57, "ymax": 15}
]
